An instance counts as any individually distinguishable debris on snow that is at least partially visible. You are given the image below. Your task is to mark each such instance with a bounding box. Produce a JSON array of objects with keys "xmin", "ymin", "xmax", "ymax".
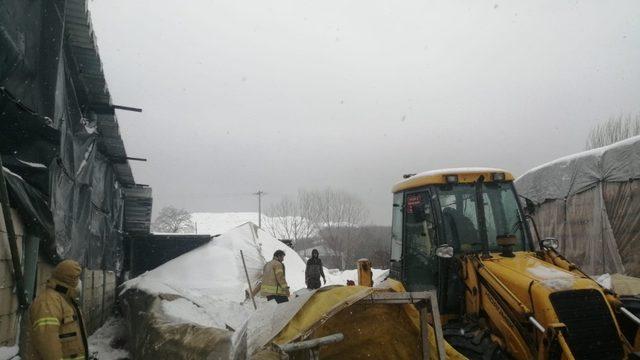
[{"xmin": 87, "ymin": 317, "xmax": 130, "ymax": 360}]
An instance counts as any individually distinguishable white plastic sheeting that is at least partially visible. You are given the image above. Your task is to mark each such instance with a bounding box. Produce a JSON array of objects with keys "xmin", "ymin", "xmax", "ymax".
[{"xmin": 516, "ymin": 135, "xmax": 640, "ymax": 275}]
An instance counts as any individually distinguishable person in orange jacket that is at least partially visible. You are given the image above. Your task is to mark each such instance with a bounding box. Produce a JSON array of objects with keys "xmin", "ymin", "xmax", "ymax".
[{"xmin": 26, "ymin": 259, "xmax": 88, "ymax": 360}]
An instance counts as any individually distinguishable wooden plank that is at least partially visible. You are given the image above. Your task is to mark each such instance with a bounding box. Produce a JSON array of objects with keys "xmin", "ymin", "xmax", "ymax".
[
  {"xmin": 104, "ymin": 271, "xmax": 116, "ymax": 285},
  {"xmin": 93, "ymin": 270, "xmax": 104, "ymax": 287}
]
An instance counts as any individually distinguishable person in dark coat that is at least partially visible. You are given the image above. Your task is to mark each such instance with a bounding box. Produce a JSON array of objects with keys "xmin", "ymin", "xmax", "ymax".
[{"xmin": 305, "ymin": 249, "xmax": 326, "ymax": 289}]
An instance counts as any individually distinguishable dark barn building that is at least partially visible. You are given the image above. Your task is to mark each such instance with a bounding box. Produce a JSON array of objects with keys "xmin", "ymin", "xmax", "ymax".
[{"xmin": 0, "ymin": 0, "xmax": 153, "ymax": 348}]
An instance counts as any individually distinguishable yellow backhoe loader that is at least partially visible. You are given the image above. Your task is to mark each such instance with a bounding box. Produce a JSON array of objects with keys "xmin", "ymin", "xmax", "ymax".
[{"xmin": 389, "ymin": 168, "xmax": 640, "ymax": 359}]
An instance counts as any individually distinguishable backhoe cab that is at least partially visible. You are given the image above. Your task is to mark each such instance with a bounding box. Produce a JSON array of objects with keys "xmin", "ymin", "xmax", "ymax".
[{"xmin": 389, "ymin": 168, "xmax": 638, "ymax": 359}]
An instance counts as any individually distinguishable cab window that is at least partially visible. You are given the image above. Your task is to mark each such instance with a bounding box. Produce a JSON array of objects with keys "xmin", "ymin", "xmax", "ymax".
[
  {"xmin": 390, "ymin": 192, "xmax": 403, "ymax": 279},
  {"xmin": 403, "ymin": 190, "xmax": 437, "ymax": 290}
]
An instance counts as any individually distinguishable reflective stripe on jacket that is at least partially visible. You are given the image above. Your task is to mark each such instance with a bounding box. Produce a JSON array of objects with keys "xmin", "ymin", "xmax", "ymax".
[
  {"xmin": 25, "ymin": 278, "xmax": 88, "ymax": 360},
  {"xmin": 261, "ymin": 259, "xmax": 290, "ymax": 296}
]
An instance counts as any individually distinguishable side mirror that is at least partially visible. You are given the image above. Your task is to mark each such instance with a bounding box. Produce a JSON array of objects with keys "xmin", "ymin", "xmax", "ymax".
[
  {"xmin": 524, "ymin": 198, "xmax": 536, "ymax": 215},
  {"xmin": 436, "ymin": 244, "xmax": 454, "ymax": 259},
  {"xmin": 540, "ymin": 237, "xmax": 559, "ymax": 250}
]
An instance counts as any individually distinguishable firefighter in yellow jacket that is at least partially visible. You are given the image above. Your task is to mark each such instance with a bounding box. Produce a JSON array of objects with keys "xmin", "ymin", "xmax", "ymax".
[
  {"xmin": 261, "ymin": 250, "xmax": 290, "ymax": 303},
  {"xmin": 26, "ymin": 259, "xmax": 88, "ymax": 360}
]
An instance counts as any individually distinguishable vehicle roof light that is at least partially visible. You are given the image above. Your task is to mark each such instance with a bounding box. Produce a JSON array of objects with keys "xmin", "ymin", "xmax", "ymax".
[
  {"xmin": 492, "ymin": 172, "xmax": 505, "ymax": 182},
  {"xmin": 445, "ymin": 174, "xmax": 458, "ymax": 184}
]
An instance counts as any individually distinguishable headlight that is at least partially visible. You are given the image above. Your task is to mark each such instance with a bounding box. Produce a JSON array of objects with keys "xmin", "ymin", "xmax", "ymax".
[
  {"xmin": 491, "ymin": 172, "xmax": 505, "ymax": 182},
  {"xmin": 445, "ymin": 175, "xmax": 458, "ymax": 184}
]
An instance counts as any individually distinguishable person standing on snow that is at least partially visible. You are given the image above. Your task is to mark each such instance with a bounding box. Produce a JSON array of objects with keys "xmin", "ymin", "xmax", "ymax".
[
  {"xmin": 25, "ymin": 259, "xmax": 89, "ymax": 360},
  {"xmin": 261, "ymin": 250, "xmax": 290, "ymax": 303},
  {"xmin": 305, "ymin": 249, "xmax": 326, "ymax": 290}
]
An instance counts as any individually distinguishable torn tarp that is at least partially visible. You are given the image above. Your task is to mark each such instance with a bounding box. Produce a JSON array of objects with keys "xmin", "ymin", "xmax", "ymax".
[
  {"xmin": 1, "ymin": 165, "xmax": 53, "ymax": 239},
  {"xmin": 1, "ymin": 85, "xmax": 126, "ymax": 271}
]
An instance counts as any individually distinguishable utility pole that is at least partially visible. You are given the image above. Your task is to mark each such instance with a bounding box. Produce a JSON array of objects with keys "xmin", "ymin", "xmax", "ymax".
[{"xmin": 254, "ymin": 190, "xmax": 265, "ymax": 227}]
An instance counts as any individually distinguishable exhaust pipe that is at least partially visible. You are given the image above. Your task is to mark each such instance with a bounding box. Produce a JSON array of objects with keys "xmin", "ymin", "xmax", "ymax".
[
  {"xmin": 621, "ymin": 307, "xmax": 640, "ymax": 327},
  {"xmin": 529, "ymin": 316, "xmax": 545, "ymax": 333}
]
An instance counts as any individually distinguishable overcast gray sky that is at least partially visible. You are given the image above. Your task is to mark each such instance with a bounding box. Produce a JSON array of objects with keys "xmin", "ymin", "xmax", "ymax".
[{"xmin": 89, "ymin": 0, "xmax": 640, "ymax": 225}]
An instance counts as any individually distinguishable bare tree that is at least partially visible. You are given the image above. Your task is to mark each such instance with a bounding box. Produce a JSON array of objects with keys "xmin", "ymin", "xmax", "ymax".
[
  {"xmin": 151, "ymin": 206, "xmax": 195, "ymax": 233},
  {"xmin": 586, "ymin": 114, "xmax": 640, "ymax": 150},
  {"xmin": 264, "ymin": 195, "xmax": 316, "ymax": 244},
  {"xmin": 300, "ymin": 188, "xmax": 368, "ymax": 270}
]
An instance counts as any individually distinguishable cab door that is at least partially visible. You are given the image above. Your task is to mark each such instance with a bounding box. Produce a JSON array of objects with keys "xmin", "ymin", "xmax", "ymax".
[{"xmin": 402, "ymin": 189, "xmax": 438, "ymax": 291}]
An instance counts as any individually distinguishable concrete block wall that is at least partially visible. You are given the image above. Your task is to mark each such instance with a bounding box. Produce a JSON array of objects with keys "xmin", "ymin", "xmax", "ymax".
[
  {"xmin": 0, "ymin": 207, "xmax": 24, "ymax": 347},
  {"xmin": 1, "ymin": 205, "xmax": 118, "ymax": 348},
  {"xmin": 81, "ymin": 269, "xmax": 117, "ymax": 334}
]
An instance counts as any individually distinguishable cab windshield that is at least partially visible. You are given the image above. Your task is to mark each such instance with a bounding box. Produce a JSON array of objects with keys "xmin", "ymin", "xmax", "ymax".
[{"xmin": 436, "ymin": 182, "xmax": 528, "ymax": 252}]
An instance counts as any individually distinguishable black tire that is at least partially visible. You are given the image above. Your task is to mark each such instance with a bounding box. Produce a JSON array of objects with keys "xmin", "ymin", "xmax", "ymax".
[{"xmin": 443, "ymin": 320, "xmax": 509, "ymax": 360}]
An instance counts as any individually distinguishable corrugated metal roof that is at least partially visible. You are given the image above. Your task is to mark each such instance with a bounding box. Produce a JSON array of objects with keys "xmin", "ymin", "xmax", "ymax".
[
  {"xmin": 64, "ymin": 0, "xmax": 135, "ymax": 185},
  {"xmin": 64, "ymin": 0, "xmax": 152, "ymax": 234}
]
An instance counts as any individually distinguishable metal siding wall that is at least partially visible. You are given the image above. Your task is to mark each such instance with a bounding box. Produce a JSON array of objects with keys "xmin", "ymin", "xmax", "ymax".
[{"xmin": 130, "ymin": 235, "xmax": 211, "ymax": 277}]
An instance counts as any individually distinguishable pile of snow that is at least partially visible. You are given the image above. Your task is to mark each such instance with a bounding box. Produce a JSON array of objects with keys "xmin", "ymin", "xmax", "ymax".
[
  {"xmin": 124, "ymin": 221, "xmax": 387, "ymax": 332},
  {"xmin": 124, "ymin": 222, "xmax": 310, "ymax": 330},
  {"xmin": 0, "ymin": 345, "xmax": 19, "ymax": 360},
  {"xmin": 87, "ymin": 317, "xmax": 130, "ymax": 360}
]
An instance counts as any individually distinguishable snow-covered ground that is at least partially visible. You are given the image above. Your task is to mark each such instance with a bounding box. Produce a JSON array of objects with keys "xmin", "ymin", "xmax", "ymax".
[
  {"xmin": 87, "ymin": 317, "xmax": 130, "ymax": 360},
  {"xmin": 0, "ymin": 345, "xmax": 19, "ymax": 360},
  {"xmin": 0, "ymin": 316, "xmax": 131, "ymax": 360}
]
